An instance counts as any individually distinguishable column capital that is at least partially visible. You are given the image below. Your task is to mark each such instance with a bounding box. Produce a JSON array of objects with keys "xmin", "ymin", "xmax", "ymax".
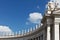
[
  {"xmin": 47, "ymin": 18, "xmax": 53, "ymax": 25},
  {"xmin": 54, "ymin": 22, "xmax": 59, "ymax": 25}
]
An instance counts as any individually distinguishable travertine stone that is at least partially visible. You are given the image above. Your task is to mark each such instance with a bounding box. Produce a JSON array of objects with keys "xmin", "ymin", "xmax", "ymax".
[
  {"xmin": 47, "ymin": 26, "xmax": 51, "ymax": 40},
  {"xmin": 54, "ymin": 23, "xmax": 59, "ymax": 40}
]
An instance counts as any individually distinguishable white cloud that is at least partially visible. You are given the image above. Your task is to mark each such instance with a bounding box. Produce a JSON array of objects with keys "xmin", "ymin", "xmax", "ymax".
[
  {"xmin": 28, "ymin": 12, "xmax": 42, "ymax": 24},
  {"xmin": 0, "ymin": 25, "xmax": 13, "ymax": 35}
]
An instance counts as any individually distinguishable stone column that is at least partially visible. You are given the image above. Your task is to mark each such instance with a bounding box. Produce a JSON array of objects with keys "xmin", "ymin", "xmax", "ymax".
[
  {"xmin": 46, "ymin": 18, "xmax": 52, "ymax": 40},
  {"xmin": 38, "ymin": 36, "xmax": 40, "ymax": 40},
  {"xmin": 38, "ymin": 37, "xmax": 40, "ymax": 40},
  {"xmin": 47, "ymin": 25, "xmax": 51, "ymax": 40},
  {"xmin": 45, "ymin": 6, "xmax": 52, "ymax": 40},
  {"xmin": 54, "ymin": 22, "xmax": 59, "ymax": 40}
]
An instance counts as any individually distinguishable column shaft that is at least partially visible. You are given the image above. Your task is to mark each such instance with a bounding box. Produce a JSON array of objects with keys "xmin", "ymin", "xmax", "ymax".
[
  {"xmin": 54, "ymin": 23, "xmax": 59, "ymax": 40},
  {"xmin": 47, "ymin": 25, "xmax": 50, "ymax": 40}
]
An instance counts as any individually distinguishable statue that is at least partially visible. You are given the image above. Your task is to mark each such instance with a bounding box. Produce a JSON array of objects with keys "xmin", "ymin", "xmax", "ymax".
[
  {"xmin": 48, "ymin": 1, "xmax": 55, "ymax": 11},
  {"xmin": 46, "ymin": 0, "xmax": 60, "ymax": 14},
  {"xmin": 51, "ymin": 0, "xmax": 60, "ymax": 8}
]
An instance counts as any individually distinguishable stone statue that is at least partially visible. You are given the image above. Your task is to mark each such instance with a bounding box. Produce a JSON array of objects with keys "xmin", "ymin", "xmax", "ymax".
[
  {"xmin": 51, "ymin": 0, "xmax": 60, "ymax": 8},
  {"xmin": 47, "ymin": 1, "xmax": 55, "ymax": 11},
  {"xmin": 46, "ymin": 0, "xmax": 60, "ymax": 14}
]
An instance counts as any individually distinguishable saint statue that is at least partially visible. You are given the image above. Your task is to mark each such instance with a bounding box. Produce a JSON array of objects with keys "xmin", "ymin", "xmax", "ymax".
[
  {"xmin": 51, "ymin": 0, "xmax": 60, "ymax": 8},
  {"xmin": 46, "ymin": 0, "xmax": 60, "ymax": 14},
  {"xmin": 47, "ymin": 0, "xmax": 60, "ymax": 12}
]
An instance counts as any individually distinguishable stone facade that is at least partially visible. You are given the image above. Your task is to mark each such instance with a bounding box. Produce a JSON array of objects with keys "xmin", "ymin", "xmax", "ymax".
[
  {"xmin": 0, "ymin": 0, "xmax": 60, "ymax": 40},
  {"xmin": 0, "ymin": 8, "xmax": 60, "ymax": 40}
]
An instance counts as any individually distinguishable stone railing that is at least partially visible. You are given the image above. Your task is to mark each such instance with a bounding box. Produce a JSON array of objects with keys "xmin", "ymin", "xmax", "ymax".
[{"xmin": 0, "ymin": 23, "xmax": 43, "ymax": 38}]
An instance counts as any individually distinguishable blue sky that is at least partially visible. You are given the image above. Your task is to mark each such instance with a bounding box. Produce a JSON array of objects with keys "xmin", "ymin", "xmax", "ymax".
[{"xmin": 0, "ymin": 0, "xmax": 50, "ymax": 33}]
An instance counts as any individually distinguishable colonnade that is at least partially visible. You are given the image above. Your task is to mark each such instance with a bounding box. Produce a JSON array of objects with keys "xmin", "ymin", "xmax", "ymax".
[{"xmin": 28, "ymin": 35, "xmax": 43, "ymax": 40}]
